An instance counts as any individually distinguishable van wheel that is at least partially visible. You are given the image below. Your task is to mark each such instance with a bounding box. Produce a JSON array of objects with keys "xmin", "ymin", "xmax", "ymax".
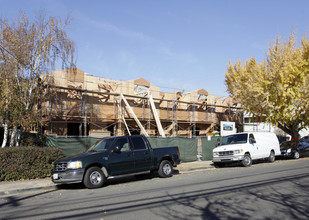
[
  {"xmin": 268, "ymin": 151, "xmax": 275, "ymax": 162},
  {"xmin": 241, "ymin": 154, "xmax": 252, "ymax": 167},
  {"xmin": 83, "ymin": 167, "xmax": 106, "ymax": 189},
  {"xmin": 158, "ymin": 160, "xmax": 173, "ymax": 178}
]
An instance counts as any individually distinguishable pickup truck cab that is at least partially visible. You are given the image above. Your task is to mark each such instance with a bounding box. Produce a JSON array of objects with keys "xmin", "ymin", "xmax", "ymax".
[
  {"xmin": 213, "ymin": 132, "xmax": 280, "ymax": 167},
  {"xmin": 52, "ymin": 135, "xmax": 181, "ymax": 188}
]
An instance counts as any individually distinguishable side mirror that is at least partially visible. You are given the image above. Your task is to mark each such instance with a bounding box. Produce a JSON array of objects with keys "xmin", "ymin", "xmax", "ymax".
[
  {"xmin": 250, "ymin": 139, "xmax": 256, "ymax": 144},
  {"xmin": 112, "ymin": 146, "xmax": 121, "ymax": 153}
]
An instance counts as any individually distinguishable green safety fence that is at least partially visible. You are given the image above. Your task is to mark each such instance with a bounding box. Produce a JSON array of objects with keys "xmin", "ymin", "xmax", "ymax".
[
  {"xmin": 201, "ymin": 136, "xmax": 220, "ymax": 161},
  {"xmin": 147, "ymin": 137, "xmax": 198, "ymax": 163},
  {"xmin": 46, "ymin": 136, "xmax": 101, "ymax": 157},
  {"xmin": 44, "ymin": 135, "xmax": 218, "ymax": 162}
]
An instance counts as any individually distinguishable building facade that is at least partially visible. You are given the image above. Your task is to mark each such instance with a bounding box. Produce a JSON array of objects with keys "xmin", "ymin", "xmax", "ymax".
[{"xmin": 41, "ymin": 68, "xmax": 243, "ymax": 137}]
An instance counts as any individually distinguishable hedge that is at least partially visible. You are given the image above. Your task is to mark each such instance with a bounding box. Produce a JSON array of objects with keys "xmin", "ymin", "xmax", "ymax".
[{"xmin": 0, "ymin": 147, "xmax": 63, "ymax": 181}]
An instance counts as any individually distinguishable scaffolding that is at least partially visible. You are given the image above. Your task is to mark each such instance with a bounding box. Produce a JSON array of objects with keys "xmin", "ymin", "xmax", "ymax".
[
  {"xmin": 42, "ymin": 68, "xmax": 243, "ymax": 137},
  {"xmin": 44, "ymin": 86, "xmax": 243, "ymax": 137}
]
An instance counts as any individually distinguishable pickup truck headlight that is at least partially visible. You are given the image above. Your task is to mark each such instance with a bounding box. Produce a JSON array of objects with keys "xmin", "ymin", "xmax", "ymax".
[
  {"xmin": 67, "ymin": 161, "xmax": 82, "ymax": 169},
  {"xmin": 213, "ymin": 152, "xmax": 219, "ymax": 156},
  {"xmin": 234, "ymin": 149, "xmax": 243, "ymax": 154},
  {"xmin": 287, "ymin": 148, "xmax": 291, "ymax": 153}
]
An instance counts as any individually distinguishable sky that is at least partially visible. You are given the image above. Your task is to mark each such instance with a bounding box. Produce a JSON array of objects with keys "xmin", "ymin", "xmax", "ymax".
[{"xmin": 1, "ymin": 0, "xmax": 309, "ymax": 97}]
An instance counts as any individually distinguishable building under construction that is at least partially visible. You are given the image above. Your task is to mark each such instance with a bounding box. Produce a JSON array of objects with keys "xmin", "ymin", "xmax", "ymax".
[{"xmin": 42, "ymin": 68, "xmax": 243, "ymax": 137}]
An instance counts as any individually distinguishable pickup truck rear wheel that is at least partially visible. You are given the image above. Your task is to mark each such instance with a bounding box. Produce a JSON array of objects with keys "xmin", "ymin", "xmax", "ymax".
[
  {"xmin": 158, "ymin": 160, "xmax": 173, "ymax": 178},
  {"xmin": 83, "ymin": 167, "xmax": 106, "ymax": 189},
  {"xmin": 241, "ymin": 154, "xmax": 252, "ymax": 167}
]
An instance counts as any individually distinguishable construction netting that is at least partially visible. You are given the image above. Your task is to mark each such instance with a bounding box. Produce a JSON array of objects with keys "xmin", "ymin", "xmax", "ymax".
[
  {"xmin": 147, "ymin": 137, "xmax": 197, "ymax": 162},
  {"xmin": 46, "ymin": 136, "xmax": 101, "ymax": 157},
  {"xmin": 45, "ymin": 136, "xmax": 220, "ymax": 162},
  {"xmin": 201, "ymin": 136, "xmax": 220, "ymax": 160}
]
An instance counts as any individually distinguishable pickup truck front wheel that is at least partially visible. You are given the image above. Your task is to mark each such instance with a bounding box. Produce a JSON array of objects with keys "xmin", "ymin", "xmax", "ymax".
[
  {"xmin": 83, "ymin": 167, "xmax": 106, "ymax": 189},
  {"xmin": 158, "ymin": 160, "xmax": 173, "ymax": 178}
]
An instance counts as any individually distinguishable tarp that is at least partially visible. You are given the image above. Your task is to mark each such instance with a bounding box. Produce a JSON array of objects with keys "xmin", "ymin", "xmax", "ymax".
[
  {"xmin": 201, "ymin": 136, "xmax": 220, "ymax": 161},
  {"xmin": 46, "ymin": 136, "xmax": 101, "ymax": 157},
  {"xmin": 148, "ymin": 137, "xmax": 198, "ymax": 162},
  {"xmin": 45, "ymin": 135, "xmax": 217, "ymax": 162}
]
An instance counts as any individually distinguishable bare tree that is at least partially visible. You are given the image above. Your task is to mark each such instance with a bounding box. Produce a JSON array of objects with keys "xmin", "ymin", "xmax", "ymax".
[{"xmin": 0, "ymin": 11, "xmax": 75, "ymax": 147}]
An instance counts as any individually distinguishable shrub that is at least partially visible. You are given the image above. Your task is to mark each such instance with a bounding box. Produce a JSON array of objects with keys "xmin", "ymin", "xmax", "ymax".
[
  {"xmin": 20, "ymin": 133, "xmax": 47, "ymax": 147},
  {"xmin": 0, "ymin": 147, "xmax": 63, "ymax": 181}
]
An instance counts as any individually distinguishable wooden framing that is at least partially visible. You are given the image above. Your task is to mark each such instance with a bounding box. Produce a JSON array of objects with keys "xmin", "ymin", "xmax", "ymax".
[{"xmin": 41, "ymin": 68, "xmax": 243, "ymax": 137}]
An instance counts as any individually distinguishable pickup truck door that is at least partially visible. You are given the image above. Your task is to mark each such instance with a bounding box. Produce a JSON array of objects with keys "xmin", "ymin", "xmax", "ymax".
[
  {"xmin": 107, "ymin": 137, "xmax": 135, "ymax": 176},
  {"xmin": 130, "ymin": 136, "xmax": 152, "ymax": 172}
]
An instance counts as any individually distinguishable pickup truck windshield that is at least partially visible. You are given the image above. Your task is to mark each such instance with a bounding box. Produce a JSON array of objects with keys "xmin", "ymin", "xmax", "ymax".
[
  {"xmin": 87, "ymin": 138, "xmax": 115, "ymax": 152},
  {"xmin": 220, "ymin": 133, "xmax": 248, "ymax": 146}
]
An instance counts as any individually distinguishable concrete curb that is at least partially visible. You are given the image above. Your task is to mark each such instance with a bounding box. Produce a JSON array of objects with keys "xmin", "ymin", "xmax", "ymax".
[
  {"xmin": 178, "ymin": 166, "xmax": 214, "ymax": 172},
  {"xmin": 0, "ymin": 178, "xmax": 58, "ymax": 196}
]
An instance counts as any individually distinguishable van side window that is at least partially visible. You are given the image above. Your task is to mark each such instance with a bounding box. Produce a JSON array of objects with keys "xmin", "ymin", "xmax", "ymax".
[
  {"xmin": 249, "ymin": 134, "xmax": 256, "ymax": 144},
  {"xmin": 131, "ymin": 136, "xmax": 147, "ymax": 150}
]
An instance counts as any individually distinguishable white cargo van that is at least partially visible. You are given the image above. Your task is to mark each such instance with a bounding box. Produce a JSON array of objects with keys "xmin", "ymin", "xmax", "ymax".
[{"xmin": 213, "ymin": 132, "xmax": 280, "ymax": 167}]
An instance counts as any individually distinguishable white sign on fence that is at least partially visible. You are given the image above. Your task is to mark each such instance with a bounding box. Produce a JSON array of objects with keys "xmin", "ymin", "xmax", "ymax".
[{"xmin": 220, "ymin": 121, "xmax": 236, "ymax": 136}]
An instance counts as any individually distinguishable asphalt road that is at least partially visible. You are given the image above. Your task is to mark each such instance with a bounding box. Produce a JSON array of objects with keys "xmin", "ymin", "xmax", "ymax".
[{"xmin": 1, "ymin": 158, "xmax": 309, "ymax": 220}]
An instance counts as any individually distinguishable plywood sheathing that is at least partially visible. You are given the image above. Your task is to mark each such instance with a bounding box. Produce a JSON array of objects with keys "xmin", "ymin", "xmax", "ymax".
[
  {"xmin": 46, "ymin": 68, "xmax": 241, "ymax": 136},
  {"xmin": 66, "ymin": 68, "xmax": 85, "ymax": 84},
  {"xmin": 133, "ymin": 78, "xmax": 151, "ymax": 88},
  {"xmin": 197, "ymin": 89, "xmax": 208, "ymax": 96}
]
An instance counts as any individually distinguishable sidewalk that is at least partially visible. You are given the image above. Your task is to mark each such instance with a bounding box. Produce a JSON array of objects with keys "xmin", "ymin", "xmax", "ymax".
[{"xmin": 0, "ymin": 160, "xmax": 214, "ymax": 196}]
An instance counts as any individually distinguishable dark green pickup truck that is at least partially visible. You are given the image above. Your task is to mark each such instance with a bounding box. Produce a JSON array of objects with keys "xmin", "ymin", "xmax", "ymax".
[{"xmin": 52, "ymin": 135, "xmax": 181, "ymax": 188}]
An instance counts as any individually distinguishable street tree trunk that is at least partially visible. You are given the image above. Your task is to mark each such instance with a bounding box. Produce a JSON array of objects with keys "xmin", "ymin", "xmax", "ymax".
[
  {"xmin": 9, "ymin": 124, "xmax": 18, "ymax": 147},
  {"xmin": 15, "ymin": 129, "xmax": 22, "ymax": 147},
  {"xmin": 277, "ymin": 123, "xmax": 301, "ymax": 140},
  {"xmin": 1, "ymin": 121, "xmax": 8, "ymax": 148}
]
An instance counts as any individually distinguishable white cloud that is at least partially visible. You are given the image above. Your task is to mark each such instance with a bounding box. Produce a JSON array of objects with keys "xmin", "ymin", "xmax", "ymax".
[
  {"xmin": 158, "ymin": 46, "xmax": 198, "ymax": 64},
  {"xmin": 75, "ymin": 11, "xmax": 154, "ymax": 43}
]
